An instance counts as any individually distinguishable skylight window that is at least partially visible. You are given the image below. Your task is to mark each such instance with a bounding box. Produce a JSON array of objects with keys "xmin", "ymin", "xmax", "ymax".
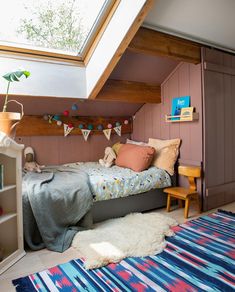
[{"xmin": 0, "ymin": 0, "xmax": 115, "ymax": 59}]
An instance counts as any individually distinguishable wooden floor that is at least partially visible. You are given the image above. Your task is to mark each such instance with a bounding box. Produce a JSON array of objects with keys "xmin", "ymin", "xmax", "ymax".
[{"xmin": 1, "ymin": 201, "xmax": 235, "ymax": 291}]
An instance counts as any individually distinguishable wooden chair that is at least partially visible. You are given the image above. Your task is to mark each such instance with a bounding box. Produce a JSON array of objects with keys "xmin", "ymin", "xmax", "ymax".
[{"xmin": 164, "ymin": 165, "xmax": 201, "ymax": 219}]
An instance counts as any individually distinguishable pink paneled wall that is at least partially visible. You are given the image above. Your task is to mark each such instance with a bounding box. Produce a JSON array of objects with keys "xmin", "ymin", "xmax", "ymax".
[
  {"xmin": 132, "ymin": 62, "xmax": 203, "ymax": 193},
  {"xmin": 10, "ymin": 98, "xmax": 135, "ymax": 165},
  {"xmin": 15, "ymin": 135, "xmax": 129, "ymax": 166}
]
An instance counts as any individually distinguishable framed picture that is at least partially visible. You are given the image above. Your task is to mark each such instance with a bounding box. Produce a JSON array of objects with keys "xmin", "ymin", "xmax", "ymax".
[
  {"xmin": 180, "ymin": 107, "xmax": 194, "ymax": 121},
  {"xmin": 171, "ymin": 96, "xmax": 190, "ymax": 120}
]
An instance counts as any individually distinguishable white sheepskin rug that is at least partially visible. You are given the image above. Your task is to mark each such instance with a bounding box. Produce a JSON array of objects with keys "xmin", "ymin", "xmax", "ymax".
[{"xmin": 72, "ymin": 212, "xmax": 178, "ymax": 269}]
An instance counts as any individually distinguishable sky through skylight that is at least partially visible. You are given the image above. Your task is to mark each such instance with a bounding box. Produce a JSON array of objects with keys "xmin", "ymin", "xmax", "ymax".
[{"xmin": 0, "ymin": 0, "xmax": 110, "ymax": 56}]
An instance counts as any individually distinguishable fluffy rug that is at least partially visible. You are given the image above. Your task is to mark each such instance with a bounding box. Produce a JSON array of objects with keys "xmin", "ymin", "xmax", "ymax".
[{"xmin": 72, "ymin": 212, "xmax": 178, "ymax": 269}]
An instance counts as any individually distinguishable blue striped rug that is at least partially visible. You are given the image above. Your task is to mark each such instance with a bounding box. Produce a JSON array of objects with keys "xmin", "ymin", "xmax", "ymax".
[{"xmin": 13, "ymin": 209, "xmax": 235, "ymax": 291}]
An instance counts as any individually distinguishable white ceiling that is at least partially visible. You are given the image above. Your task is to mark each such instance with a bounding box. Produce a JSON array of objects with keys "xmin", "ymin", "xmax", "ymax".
[{"xmin": 144, "ymin": 0, "xmax": 235, "ymax": 53}]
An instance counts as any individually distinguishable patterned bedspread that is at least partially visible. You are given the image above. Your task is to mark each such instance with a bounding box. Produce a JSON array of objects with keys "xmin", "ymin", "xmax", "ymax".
[{"xmin": 65, "ymin": 162, "xmax": 171, "ymax": 202}]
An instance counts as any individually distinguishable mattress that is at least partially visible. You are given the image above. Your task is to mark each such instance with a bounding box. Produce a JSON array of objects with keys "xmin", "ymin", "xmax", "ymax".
[{"xmin": 65, "ymin": 162, "xmax": 171, "ymax": 202}]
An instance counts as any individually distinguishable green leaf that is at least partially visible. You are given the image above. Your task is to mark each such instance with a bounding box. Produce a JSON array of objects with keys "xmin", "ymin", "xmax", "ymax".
[{"xmin": 2, "ymin": 69, "xmax": 31, "ymax": 83}]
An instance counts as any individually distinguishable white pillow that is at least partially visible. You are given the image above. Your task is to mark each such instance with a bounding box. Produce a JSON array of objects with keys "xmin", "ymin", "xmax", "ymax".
[{"xmin": 126, "ymin": 139, "xmax": 148, "ymax": 146}]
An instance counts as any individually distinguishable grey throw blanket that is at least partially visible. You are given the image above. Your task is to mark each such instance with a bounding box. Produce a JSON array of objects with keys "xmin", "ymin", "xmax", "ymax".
[{"xmin": 22, "ymin": 166, "xmax": 93, "ymax": 252}]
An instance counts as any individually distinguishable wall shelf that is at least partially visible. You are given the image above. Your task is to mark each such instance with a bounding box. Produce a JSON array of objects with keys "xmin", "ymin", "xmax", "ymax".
[
  {"xmin": 0, "ymin": 185, "xmax": 16, "ymax": 193},
  {"xmin": 165, "ymin": 112, "xmax": 199, "ymax": 123},
  {"xmin": 0, "ymin": 135, "xmax": 25, "ymax": 275},
  {"xmin": 16, "ymin": 115, "xmax": 132, "ymax": 136},
  {"xmin": 0, "ymin": 213, "xmax": 17, "ymax": 224}
]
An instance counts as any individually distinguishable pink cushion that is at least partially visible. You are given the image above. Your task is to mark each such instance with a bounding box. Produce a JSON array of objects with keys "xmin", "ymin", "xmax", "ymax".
[{"xmin": 115, "ymin": 144, "xmax": 155, "ymax": 172}]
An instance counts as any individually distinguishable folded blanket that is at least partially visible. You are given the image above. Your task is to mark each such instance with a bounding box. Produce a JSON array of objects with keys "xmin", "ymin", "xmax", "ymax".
[{"xmin": 22, "ymin": 166, "xmax": 93, "ymax": 252}]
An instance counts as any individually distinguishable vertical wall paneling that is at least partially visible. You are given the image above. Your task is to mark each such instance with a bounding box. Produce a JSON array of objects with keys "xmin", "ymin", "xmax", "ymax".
[
  {"xmin": 203, "ymin": 48, "xmax": 235, "ymax": 210},
  {"xmin": 16, "ymin": 135, "xmax": 129, "ymax": 166},
  {"xmin": 132, "ymin": 62, "xmax": 203, "ymax": 196}
]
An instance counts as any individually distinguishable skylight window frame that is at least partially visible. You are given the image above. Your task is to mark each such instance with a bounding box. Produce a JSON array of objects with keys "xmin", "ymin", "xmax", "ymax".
[{"xmin": 0, "ymin": 0, "xmax": 119, "ymax": 64}]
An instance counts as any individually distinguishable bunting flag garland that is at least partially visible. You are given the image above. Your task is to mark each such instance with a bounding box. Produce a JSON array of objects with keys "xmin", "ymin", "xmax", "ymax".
[
  {"xmin": 81, "ymin": 129, "xmax": 91, "ymax": 141},
  {"xmin": 113, "ymin": 125, "xmax": 122, "ymax": 137},
  {"xmin": 44, "ymin": 113, "xmax": 129, "ymax": 141},
  {"xmin": 103, "ymin": 128, "xmax": 112, "ymax": 141},
  {"xmin": 64, "ymin": 124, "xmax": 74, "ymax": 137}
]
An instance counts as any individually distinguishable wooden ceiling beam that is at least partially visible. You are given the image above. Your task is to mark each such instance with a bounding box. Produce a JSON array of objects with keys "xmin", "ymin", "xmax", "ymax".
[
  {"xmin": 128, "ymin": 27, "xmax": 201, "ymax": 64},
  {"xmin": 96, "ymin": 79, "xmax": 161, "ymax": 103}
]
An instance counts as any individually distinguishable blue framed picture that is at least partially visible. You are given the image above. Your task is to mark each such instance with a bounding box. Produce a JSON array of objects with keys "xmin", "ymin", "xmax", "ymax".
[{"xmin": 171, "ymin": 96, "xmax": 190, "ymax": 120}]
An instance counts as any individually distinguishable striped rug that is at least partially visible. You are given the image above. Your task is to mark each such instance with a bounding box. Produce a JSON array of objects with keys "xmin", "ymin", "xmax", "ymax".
[{"xmin": 13, "ymin": 210, "xmax": 235, "ymax": 291}]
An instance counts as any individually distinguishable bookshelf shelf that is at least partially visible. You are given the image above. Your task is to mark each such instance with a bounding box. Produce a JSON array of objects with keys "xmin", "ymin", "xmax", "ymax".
[
  {"xmin": 0, "ymin": 134, "xmax": 24, "ymax": 275},
  {"xmin": 0, "ymin": 213, "xmax": 17, "ymax": 224},
  {"xmin": 0, "ymin": 185, "xmax": 16, "ymax": 193},
  {"xmin": 165, "ymin": 112, "xmax": 199, "ymax": 123}
]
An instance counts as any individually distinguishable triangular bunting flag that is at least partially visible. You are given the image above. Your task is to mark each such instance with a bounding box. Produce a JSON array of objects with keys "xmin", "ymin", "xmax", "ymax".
[
  {"xmin": 114, "ymin": 125, "xmax": 122, "ymax": 136},
  {"xmin": 81, "ymin": 129, "xmax": 91, "ymax": 141},
  {"xmin": 64, "ymin": 124, "xmax": 74, "ymax": 137},
  {"xmin": 103, "ymin": 128, "xmax": 112, "ymax": 140}
]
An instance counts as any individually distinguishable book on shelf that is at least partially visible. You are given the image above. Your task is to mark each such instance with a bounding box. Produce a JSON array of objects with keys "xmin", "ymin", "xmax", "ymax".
[
  {"xmin": 171, "ymin": 96, "xmax": 190, "ymax": 120},
  {"xmin": 180, "ymin": 107, "xmax": 194, "ymax": 121},
  {"xmin": 0, "ymin": 165, "xmax": 3, "ymax": 189}
]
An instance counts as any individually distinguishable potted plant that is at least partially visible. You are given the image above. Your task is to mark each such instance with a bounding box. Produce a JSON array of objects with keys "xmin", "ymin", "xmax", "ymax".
[{"xmin": 0, "ymin": 69, "xmax": 30, "ymax": 136}]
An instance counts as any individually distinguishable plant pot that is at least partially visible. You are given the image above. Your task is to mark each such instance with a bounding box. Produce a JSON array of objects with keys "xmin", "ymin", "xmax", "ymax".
[{"xmin": 0, "ymin": 112, "xmax": 21, "ymax": 137}]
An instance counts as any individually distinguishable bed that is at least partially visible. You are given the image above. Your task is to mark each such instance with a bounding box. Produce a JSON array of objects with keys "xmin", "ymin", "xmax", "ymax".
[
  {"xmin": 22, "ymin": 162, "xmax": 174, "ymax": 251},
  {"xmin": 64, "ymin": 162, "xmax": 173, "ymax": 222}
]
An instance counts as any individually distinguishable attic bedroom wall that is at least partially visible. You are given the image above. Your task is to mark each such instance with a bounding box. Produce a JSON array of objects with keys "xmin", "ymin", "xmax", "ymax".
[
  {"xmin": 132, "ymin": 62, "xmax": 203, "ymax": 195},
  {"xmin": 9, "ymin": 99, "xmax": 141, "ymax": 165}
]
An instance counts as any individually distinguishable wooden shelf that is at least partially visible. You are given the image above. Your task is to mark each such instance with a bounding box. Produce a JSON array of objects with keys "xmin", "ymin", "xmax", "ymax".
[
  {"xmin": 165, "ymin": 112, "xmax": 199, "ymax": 123},
  {"xmin": 0, "ymin": 135, "xmax": 24, "ymax": 275},
  {"xmin": 0, "ymin": 249, "xmax": 26, "ymax": 274},
  {"xmin": 16, "ymin": 115, "xmax": 132, "ymax": 136},
  {"xmin": 0, "ymin": 213, "xmax": 17, "ymax": 224},
  {"xmin": 0, "ymin": 185, "xmax": 16, "ymax": 193}
]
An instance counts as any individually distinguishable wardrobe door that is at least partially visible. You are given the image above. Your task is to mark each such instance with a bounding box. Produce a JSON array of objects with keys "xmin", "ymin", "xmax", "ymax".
[{"xmin": 203, "ymin": 48, "xmax": 235, "ymax": 210}]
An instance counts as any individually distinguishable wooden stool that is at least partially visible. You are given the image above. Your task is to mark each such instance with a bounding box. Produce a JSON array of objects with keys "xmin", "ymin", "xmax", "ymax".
[{"xmin": 164, "ymin": 165, "xmax": 201, "ymax": 219}]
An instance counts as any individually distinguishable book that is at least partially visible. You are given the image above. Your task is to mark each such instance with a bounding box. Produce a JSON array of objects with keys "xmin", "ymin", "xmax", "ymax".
[
  {"xmin": 0, "ymin": 165, "xmax": 4, "ymax": 189},
  {"xmin": 171, "ymin": 96, "xmax": 190, "ymax": 120},
  {"xmin": 180, "ymin": 107, "xmax": 194, "ymax": 121}
]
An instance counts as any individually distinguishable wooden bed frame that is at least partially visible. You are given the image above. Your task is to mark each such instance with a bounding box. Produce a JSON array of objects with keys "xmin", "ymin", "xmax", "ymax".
[{"xmin": 92, "ymin": 174, "xmax": 177, "ymax": 222}]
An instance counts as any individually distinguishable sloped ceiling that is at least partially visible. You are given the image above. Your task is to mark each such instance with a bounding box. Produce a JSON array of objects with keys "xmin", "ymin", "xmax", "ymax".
[
  {"xmin": 144, "ymin": 0, "xmax": 235, "ymax": 53},
  {"xmin": 110, "ymin": 50, "xmax": 179, "ymax": 83}
]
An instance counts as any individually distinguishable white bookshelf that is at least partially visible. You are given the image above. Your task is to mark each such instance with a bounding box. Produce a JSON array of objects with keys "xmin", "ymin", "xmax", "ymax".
[{"xmin": 0, "ymin": 133, "xmax": 25, "ymax": 275}]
